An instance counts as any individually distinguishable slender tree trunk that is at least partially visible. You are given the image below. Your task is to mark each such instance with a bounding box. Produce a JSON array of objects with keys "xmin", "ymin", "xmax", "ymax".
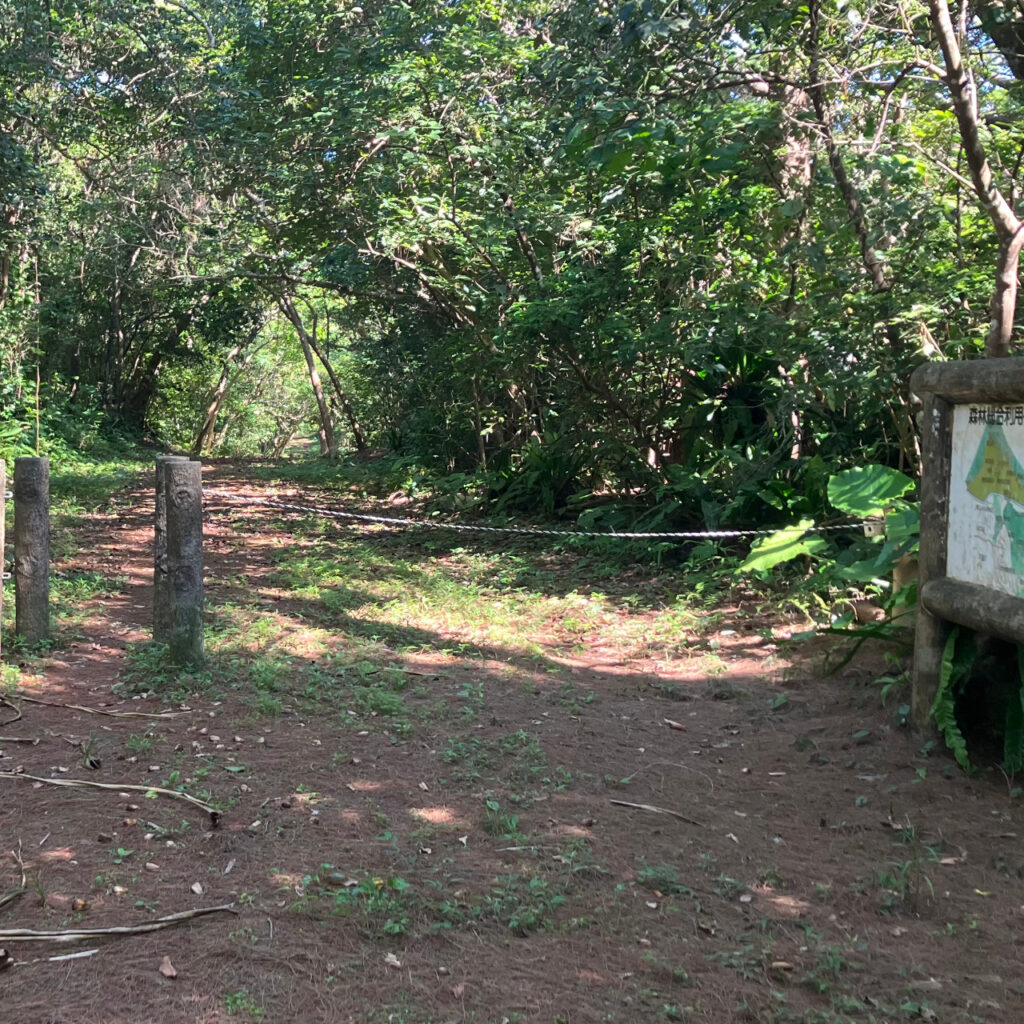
[
  {"xmin": 930, "ymin": 0, "xmax": 1023, "ymax": 357},
  {"xmin": 280, "ymin": 295, "xmax": 338, "ymax": 459},
  {"xmin": 471, "ymin": 376, "xmax": 487, "ymax": 470},
  {"xmin": 808, "ymin": 0, "xmax": 890, "ymax": 293},
  {"xmin": 192, "ymin": 342, "xmax": 245, "ymax": 457},
  {"xmin": 301, "ymin": 326, "xmax": 367, "ymax": 450},
  {"xmin": 191, "ymin": 325, "xmax": 262, "ymax": 457},
  {"xmin": 105, "ymin": 276, "xmax": 124, "ymax": 410}
]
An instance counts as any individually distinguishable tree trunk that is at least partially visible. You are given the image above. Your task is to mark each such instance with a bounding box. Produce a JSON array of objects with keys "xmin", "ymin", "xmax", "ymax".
[
  {"xmin": 280, "ymin": 294, "xmax": 338, "ymax": 459},
  {"xmin": 301, "ymin": 325, "xmax": 367, "ymax": 450},
  {"xmin": 809, "ymin": 0, "xmax": 890, "ymax": 293},
  {"xmin": 930, "ymin": 0, "xmax": 1023, "ymax": 357},
  {"xmin": 191, "ymin": 326, "xmax": 262, "ymax": 457}
]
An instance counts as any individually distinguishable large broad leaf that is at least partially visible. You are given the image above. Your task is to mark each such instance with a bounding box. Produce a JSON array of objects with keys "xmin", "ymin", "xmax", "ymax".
[
  {"xmin": 884, "ymin": 503, "xmax": 920, "ymax": 545},
  {"xmin": 827, "ymin": 465, "xmax": 914, "ymax": 517},
  {"xmin": 737, "ymin": 520, "xmax": 828, "ymax": 574}
]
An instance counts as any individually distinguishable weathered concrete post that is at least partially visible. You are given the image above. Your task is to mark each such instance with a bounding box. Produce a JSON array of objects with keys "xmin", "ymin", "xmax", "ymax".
[
  {"xmin": 0, "ymin": 461, "xmax": 6, "ymax": 656},
  {"xmin": 154, "ymin": 455, "xmax": 190, "ymax": 644},
  {"xmin": 13, "ymin": 457, "xmax": 50, "ymax": 645},
  {"xmin": 164, "ymin": 459, "xmax": 204, "ymax": 668}
]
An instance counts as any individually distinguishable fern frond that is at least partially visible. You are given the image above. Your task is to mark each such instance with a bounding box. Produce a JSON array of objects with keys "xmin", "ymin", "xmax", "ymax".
[{"xmin": 932, "ymin": 627, "xmax": 974, "ymax": 771}]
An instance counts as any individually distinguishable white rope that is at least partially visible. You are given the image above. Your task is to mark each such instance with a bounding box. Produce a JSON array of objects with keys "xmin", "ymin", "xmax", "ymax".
[{"xmin": 203, "ymin": 488, "xmax": 867, "ymax": 541}]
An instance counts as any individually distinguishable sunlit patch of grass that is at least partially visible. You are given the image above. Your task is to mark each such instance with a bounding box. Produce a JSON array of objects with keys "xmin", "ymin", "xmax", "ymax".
[
  {"xmin": 257, "ymin": 524, "xmax": 712, "ymax": 667},
  {"xmin": 51, "ymin": 569, "xmax": 129, "ymax": 603}
]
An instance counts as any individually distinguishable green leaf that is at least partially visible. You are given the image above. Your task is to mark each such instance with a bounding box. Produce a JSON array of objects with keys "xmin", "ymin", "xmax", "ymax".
[
  {"xmin": 736, "ymin": 519, "xmax": 828, "ymax": 573},
  {"xmin": 884, "ymin": 504, "xmax": 920, "ymax": 545},
  {"xmin": 932, "ymin": 627, "xmax": 976, "ymax": 770},
  {"xmin": 827, "ymin": 465, "xmax": 915, "ymax": 518}
]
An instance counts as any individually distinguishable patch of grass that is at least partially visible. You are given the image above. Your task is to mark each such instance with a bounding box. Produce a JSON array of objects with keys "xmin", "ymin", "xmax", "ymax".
[
  {"xmin": 294, "ymin": 867, "xmax": 414, "ymax": 939},
  {"xmin": 223, "ymin": 989, "xmax": 264, "ymax": 1018},
  {"xmin": 477, "ymin": 874, "xmax": 567, "ymax": 935},
  {"xmin": 637, "ymin": 863, "xmax": 700, "ymax": 901},
  {"xmin": 441, "ymin": 729, "xmax": 547, "ymax": 785},
  {"xmin": 114, "ymin": 642, "xmax": 211, "ymax": 700},
  {"xmin": 481, "ymin": 797, "xmax": 525, "ymax": 840},
  {"xmin": 125, "ymin": 732, "xmax": 154, "ymax": 753},
  {"xmin": 50, "ymin": 569, "xmax": 128, "ymax": 603}
]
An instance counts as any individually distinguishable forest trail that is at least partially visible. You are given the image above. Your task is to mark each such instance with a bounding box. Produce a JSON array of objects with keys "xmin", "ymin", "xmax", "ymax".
[{"xmin": 0, "ymin": 464, "xmax": 1020, "ymax": 1024}]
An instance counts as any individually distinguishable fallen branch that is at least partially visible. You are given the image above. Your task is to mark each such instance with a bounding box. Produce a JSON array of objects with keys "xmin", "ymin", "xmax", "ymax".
[
  {"xmin": 0, "ymin": 946, "xmax": 99, "ymax": 971},
  {"xmin": 17, "ymin": 696, "xmax": 191, "ymax": 719},
  {"xmin": 609, "ymin": 799, "xmax": 704, "ymax": 828},
  {"xmin": 0, "ymin": 736, "xmax": 39, "ymax": 744},
  {"xmin": 12, "ymin": 843, "xmax": 26, "ymax": 888},
  {"xmin": 0, "ymin": 699, "xmax": 23, "ymax": 727},
  {"xmin": 0, "ymin": 903, "xmax": 236, "ymax": 944},
  {"xmin": 0, "ymin": 773, "xmax": 221, "ymax": 824},
  {"xmin": 0, "ymin": 844, "xmax": 29, "ymax": 913},
  {"xmin": 0, "ymin": 890, "xmax": 25, "ymax": 912}
]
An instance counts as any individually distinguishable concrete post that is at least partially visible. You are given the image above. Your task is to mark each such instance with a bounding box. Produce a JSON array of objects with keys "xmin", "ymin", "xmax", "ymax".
[
  {"xmin": 154, "ymin": 455, "xmax": 190, "ymax": 643},
  {"xmin": 14, "ymin": 457, "xmax": 50, "ymax": 645},
  {"xmin": 0, "ymin": 462, "xmax": 5, "ymax": 656},
  {"xmin": 164, "ymin": 459, "xmax": 204, "ymax": 668}
]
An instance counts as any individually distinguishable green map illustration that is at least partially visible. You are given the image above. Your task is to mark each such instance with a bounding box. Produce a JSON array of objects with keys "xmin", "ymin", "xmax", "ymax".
[{"xmin": 965, "ymin": 422, "xmax": 1024, "ymax": 583}]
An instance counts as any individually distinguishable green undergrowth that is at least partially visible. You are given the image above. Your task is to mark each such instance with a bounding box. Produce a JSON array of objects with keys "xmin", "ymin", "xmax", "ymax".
[{"xmin": 932, "ymin": 626, "xmax": 1024, "ymax": 774}]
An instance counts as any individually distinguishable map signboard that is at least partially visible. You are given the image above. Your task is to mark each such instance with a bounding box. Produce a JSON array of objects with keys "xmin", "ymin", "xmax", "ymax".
[{"xmin": 947, "ymin": 403, "xmax": 1024, "ymax": 598}]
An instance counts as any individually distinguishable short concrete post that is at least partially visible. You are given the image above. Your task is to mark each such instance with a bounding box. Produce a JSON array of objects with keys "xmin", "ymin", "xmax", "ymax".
[
  {"xmin": 154, "ymin": 455, "xmax": 190, "ymax": 643},
  {"xmin": 164, "ymin": 459, "xmax": 204, "ymax": 668},
  {"xmin": 0, "ymin": 461, "xmax": 6, "ymax": 657},
  {"xmin": 14, "ymin": 457, "xmax": 50, "ymax": 645}
]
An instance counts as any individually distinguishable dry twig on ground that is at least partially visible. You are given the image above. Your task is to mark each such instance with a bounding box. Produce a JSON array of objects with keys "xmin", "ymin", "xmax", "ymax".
[
  {"xmin": 0, "ymin": 904, "xmax": 236, "ymax": 944},
  {"xmin": 0, "ymin": 772, "xmax": 221, "ymax": 823}
]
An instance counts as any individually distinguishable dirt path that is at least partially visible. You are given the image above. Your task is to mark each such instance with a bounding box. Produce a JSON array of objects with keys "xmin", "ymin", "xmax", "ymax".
[{"xmin": 1, "ymin": 464, "xmax": 1022, "ymax": 1024}]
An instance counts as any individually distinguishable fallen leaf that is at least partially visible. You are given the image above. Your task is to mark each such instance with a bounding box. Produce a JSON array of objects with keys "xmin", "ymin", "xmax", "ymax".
[
  {"xmin": 452, "ymin": 983, "xmax": 465, "ymax": 1000},
  {"xmin": 384, "ymin": 952, "xmax": 402, "ymax": 969},
  {"xmin": 663, "ymin": 719, "xmax": 685, "ymax": 731},
  {"xmin": 190, "ymin": 882, "xmax": 204, "ymax": 896},
  {"xmin": 158, "ymin": 956, "xmax": 178, "ymax": 979}
]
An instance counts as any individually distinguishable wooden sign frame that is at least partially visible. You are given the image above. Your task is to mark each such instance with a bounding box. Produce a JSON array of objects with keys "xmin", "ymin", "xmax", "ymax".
[{"xmin": 910, "ymin": 357, "xmax": 1024, "ymax": 730}]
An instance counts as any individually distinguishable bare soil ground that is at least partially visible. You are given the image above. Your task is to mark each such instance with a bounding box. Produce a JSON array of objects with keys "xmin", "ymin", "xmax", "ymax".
[{"xmin": 1, "ymin": 463, "xmax": 1023, "ymax": 1024}]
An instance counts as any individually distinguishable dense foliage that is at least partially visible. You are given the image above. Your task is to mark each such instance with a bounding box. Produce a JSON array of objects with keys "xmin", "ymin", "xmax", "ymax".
[{"xmin": 2, "ymin": 0, "xmax": 1023, "ymax": 527}]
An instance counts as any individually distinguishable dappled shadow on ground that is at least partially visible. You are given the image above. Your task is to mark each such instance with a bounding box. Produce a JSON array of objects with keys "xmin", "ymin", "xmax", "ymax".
[{"xmin": 0, "ymin": 467, "xmax": 1017, "ymax": 1024}]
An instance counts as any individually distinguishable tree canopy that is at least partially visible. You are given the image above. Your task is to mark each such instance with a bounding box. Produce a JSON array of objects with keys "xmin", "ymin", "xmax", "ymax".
[{"xmin": 3, "ymin": 0, "xmax": 1024, "ymax": 526}]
